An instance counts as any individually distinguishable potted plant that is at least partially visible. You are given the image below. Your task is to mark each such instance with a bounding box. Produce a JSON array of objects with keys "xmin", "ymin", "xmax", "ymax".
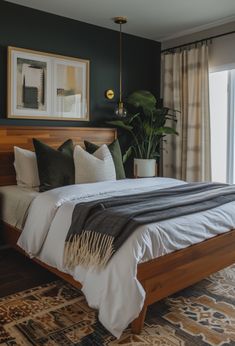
[{"xmin": 108, "ymin": 90, "xmax": 178, "ymax": 177}]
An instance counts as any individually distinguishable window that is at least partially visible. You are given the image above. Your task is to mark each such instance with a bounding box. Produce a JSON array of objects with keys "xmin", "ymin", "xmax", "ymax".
[{"xmin": 209, "ymin": 69, "xmax": 235, "ymax": 183}]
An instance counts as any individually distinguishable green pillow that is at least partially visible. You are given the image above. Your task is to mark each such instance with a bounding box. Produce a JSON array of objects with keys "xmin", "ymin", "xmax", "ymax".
[
  {"xmin": 84, "ymin": 139, "xmax": 126, "ymax": 179},
  {"xmin": 33, "ymin": 138, "xmax": 75, "ymax": 192}
]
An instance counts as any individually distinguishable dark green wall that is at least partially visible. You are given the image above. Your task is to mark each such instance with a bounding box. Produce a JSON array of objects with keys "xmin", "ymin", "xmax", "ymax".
[{"xmin": 0, "ymin": 1, "xmax": 161, "ymax": 127}]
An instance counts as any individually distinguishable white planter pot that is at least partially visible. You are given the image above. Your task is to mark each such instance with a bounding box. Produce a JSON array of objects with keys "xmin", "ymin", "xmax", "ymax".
[{"xmin": 134, "ymin": 159, "xmax": 156, "ymax": 178}]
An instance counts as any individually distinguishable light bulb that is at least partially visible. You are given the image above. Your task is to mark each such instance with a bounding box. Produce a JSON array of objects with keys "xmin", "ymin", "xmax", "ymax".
[{"xmin": 114, "ymin": 102, "xmax": 127, "ymax": 117}]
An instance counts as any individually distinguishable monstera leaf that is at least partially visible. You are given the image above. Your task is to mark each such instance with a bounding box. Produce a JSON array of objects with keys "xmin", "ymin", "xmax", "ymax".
[{"xmin": 127, "ymin": 90, "xmax": 156, "ymax": 114}]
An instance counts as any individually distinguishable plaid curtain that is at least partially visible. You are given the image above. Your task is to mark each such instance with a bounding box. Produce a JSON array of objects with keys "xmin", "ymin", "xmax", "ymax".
[{"xmin": 162, "ymin": 43, "xmax": 211, "ymax": 181}]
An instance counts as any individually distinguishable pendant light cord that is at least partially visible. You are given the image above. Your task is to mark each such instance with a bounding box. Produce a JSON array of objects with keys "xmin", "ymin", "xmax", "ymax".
[
  {"xmin": 114, "ymin": 16, "xmax": 127, "ymax": 110},
  {"xmin": 119, "ymin": 22, "xmax": 122, "ymax": 103}
]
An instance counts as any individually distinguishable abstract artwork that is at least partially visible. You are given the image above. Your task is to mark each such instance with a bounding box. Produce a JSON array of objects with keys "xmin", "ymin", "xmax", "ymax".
[
  {"xmin": 8, "ymin": 47, "xmax": 89, "ymax": 121},
  {"xmin": 17, "ymin": 58, "xmax": 47, "ymax": 111},
  {"xmin": 54, "ymin": 60, "xmax": 88, "ymax": 118}
]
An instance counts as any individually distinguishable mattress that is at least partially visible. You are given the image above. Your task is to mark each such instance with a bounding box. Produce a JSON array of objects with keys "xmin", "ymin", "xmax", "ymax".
[{"xmin": 0, "ymin": 185, "xmax": 39, "ymax": 230}]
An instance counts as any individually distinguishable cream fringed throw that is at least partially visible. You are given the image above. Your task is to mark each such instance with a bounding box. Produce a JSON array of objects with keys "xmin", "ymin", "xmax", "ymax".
[
  {"xmin": 64, "ymin": 231, "xmax": 114, "ymax": 269},
  {"xmin": 63, "ymin": 182, "xmax": 235, "ymax": 270}
]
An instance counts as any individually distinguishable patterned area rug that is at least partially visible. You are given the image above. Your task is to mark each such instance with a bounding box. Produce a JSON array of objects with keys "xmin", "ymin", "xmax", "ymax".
[{"xmin": 1, "ymin": 265, "xmax": 235, "ymax": 346}]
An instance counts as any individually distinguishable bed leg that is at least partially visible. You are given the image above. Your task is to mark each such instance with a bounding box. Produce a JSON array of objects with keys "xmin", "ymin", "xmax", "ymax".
[{"xmin": 131, "ymin": 305, "xmax": 147, "ymax": 334}]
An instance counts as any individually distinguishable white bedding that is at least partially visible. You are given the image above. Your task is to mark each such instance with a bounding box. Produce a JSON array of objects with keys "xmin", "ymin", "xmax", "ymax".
[
  {"xmin": 17, "ymin": 178, "xmax": 235, "ymax": 338},
  {"xmin": 0, "ymin": 185, "xmax": 39, "ymax": 229}
]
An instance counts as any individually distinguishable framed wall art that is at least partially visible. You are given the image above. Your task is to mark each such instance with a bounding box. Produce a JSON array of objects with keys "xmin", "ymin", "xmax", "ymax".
[{"xmin": 7, "ymin": 47, "xmax": 90, "ymax": 121}]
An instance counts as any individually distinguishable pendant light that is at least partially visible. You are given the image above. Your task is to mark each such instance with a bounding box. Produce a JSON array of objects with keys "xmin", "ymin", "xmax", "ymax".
[{"xmin": 114, "ymin": 16, "xmax": 127, "ymax": 117}]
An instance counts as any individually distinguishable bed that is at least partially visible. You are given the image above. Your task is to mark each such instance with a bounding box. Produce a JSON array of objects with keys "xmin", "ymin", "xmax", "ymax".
[{"xmin": 1, "ymin": 125, "xmax": 235, "ymax": 338}]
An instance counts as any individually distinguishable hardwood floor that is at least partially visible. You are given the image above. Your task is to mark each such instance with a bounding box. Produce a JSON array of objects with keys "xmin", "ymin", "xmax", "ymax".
[{"xmin": 0, "ymin": 248, "xmax": 56, "ymax": 298}]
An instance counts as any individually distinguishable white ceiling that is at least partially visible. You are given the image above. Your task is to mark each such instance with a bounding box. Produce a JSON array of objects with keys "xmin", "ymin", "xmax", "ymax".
[{"xmin": 5, "ymin": 0, "xmax": 235, "ymax": 41}]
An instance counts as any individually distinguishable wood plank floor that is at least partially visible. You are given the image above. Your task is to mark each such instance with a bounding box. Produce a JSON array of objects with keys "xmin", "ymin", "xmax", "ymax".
[{"xmin": 0, "ymin": 248, "xmax": 56, "ymax": 298}]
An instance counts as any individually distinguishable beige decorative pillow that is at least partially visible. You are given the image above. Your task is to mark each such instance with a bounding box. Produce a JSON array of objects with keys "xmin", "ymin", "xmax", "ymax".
[
  {"xmin": 74, "ymin": 144, "xmax": 116, "ymax": 184},
  {"xmin": 14, "ymin": 146, "xmax": 40, "ymax": 188}
]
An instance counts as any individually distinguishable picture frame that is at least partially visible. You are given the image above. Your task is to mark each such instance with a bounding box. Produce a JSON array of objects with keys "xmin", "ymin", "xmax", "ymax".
[{"xmin": 7, "ymin": 46, "xmax": 90, "ymax": 121}]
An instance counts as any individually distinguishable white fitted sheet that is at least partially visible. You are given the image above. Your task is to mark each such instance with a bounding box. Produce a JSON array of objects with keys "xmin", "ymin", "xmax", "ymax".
[{"xmin": 0, "ymin": 185, "xmax": 39, "ymax": 229}]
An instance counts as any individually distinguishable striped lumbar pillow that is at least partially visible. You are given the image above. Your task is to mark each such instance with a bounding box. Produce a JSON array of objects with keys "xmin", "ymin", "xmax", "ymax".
[{"xmin": 74, "ymin": 144, "xmax": 116, "ymax": 184}]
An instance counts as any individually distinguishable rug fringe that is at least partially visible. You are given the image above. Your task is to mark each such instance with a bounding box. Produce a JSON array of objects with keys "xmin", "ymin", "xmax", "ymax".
[{"xmin": 63, "ymin": 231, "xmax": 114, "ymax": 270}]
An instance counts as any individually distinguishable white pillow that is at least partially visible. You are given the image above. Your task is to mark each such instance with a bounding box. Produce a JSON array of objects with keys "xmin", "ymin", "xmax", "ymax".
[
  {"xmin": 74, "ymin": 144, "xmax": 116, "ymax": 184},
  {"xmin": 14, "ymin": 146, "xmax": 40, "ymax": 188}
]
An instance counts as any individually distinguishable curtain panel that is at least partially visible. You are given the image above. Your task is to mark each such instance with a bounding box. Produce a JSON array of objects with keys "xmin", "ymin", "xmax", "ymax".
[{"xmin": 162, "ymin": 43, "xmax": 211, "ymax": 181}]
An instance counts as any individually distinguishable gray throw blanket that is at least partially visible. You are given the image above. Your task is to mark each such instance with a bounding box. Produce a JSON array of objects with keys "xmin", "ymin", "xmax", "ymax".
[{"xmin": 64, "ymin": 182, "xmax": 235, "ymax": 269}]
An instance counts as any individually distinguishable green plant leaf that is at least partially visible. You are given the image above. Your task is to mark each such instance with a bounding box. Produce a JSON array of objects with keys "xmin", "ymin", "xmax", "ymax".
[
  {"xmin": 107, "ymin": 120, "xmax": 133, "ymax": 131},
  {"xmin": 155, "ymin": 126, "xmax": 179, "ymax": 135},
  {"xmin": 123, "ymin": 147, "xmax": 133, "ymax": 163},
  {"xmin": 143, "ymin": 121, "xmax": 152, "ymax": 136},
  {"xmin": 150, "ymin": 152, "xmax": 160, "ymax": 159},
  {"xmin": 127, "ymin": 90, "xmax": 156, "ymax": 112},
  {"xmin": 127, "ymin": 113, "xmax": 140, "ymax": 124}
]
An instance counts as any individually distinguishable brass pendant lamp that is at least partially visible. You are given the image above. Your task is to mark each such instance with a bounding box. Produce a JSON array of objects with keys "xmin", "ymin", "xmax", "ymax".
[{"xmin": 114, "ymin": 16, "xmax": 127, "ymax": 117}]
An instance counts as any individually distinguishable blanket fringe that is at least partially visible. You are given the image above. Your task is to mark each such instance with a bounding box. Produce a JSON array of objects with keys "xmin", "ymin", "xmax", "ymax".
[{"xmin": 63, "ymin": 231, "xmax": 114, "ymax": 270}]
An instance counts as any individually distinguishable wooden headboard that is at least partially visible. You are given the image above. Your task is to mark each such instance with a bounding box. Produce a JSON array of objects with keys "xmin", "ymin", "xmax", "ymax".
[{"xmin": 0, "ymin": 126, "xmax": 117, "ymax": 186}]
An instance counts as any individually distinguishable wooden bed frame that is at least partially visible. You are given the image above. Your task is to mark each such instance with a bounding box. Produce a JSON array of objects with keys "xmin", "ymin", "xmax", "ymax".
[{"xmin": 1, "ymin": 125, "xmax": 235, "ymax": 335}]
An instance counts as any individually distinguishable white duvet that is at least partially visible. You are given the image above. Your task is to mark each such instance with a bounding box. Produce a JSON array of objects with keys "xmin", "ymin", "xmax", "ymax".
[{"xmin": 18, "ymin": 178, "xmax": 235, "ymax": 338}]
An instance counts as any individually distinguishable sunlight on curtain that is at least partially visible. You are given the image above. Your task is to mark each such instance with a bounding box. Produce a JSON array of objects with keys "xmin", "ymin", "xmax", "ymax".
[{"xmin": 209, "ymin": 71, "xmax": 228, "ymax": 183}]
